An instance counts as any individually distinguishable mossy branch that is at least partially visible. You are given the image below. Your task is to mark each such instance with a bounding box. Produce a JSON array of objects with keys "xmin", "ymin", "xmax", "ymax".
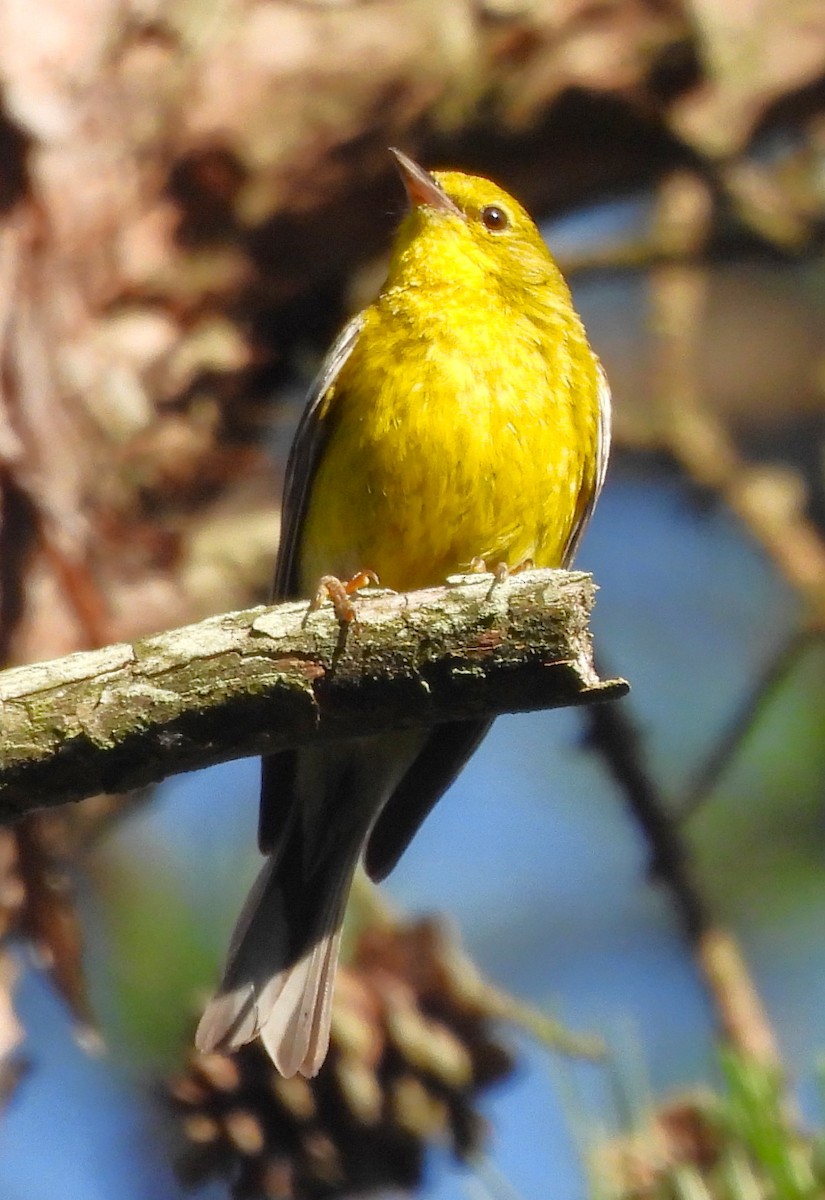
[{"xmin": 0, "ymin": 569, "xmax": 627, "ymax": 822}]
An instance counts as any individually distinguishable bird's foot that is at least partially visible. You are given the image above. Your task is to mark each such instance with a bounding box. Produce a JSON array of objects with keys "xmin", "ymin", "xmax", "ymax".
[
  {"xmin": 470, "ymin": 556, "xmax": 534, "ymax": 598},
  {"xmin": 305, "ymin": 570, "xmax": 380, "ymax": 625}
]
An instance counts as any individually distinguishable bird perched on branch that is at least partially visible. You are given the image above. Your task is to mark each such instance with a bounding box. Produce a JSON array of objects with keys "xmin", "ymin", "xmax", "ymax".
[{"xmin": 196, "ymin": 149, "xmax": 611, "ymax": 1077}]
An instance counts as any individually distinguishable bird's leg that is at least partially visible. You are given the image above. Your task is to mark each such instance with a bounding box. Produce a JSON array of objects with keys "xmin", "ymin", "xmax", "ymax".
[
  {"xmin": 470, "ymin": 556, "xmax": 534, "ymax": 599},
  {"xmin": 305, "ymin": 570, "xmax": 380, "ymax": 625},
  {"xmin": 470, "ymin": 556, "xmax": 535, "ymax": 578},
  {"xmin": 498, "ymin": 556, "xmax": 535, "ymax": 580}
]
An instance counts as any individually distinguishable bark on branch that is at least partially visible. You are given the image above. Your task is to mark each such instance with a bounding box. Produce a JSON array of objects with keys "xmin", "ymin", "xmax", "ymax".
[{"xmin": 0, "ymin": 569, "xmax": 626, "ymax": 822}]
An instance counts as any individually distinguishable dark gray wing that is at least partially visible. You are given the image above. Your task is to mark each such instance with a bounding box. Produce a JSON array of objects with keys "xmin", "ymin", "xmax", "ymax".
[
  {"xmin": 272, "ymin": 313, "xmax": 366, "ymax": 602},
  {"xmin": 259, "ymin": 314, "xmax": 365, "ymax": 854},
  {"xmin": 364, "ymin": 719, "xmax": 492, "ymax": 882}
]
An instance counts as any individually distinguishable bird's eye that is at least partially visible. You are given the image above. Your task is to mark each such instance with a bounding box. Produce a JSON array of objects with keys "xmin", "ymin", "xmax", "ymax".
[{"xmin": 480, "ymin": 204, "xmax": 510, "ymax": 232}]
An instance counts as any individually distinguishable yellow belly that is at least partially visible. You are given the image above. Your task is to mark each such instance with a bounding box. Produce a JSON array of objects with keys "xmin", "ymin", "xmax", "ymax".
[{"xmin": 298, "ymin": 296, "xmax": 600, "ymax": 595}]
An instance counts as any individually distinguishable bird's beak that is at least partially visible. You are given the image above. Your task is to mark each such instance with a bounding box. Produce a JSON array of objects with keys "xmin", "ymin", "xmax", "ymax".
[{"xmin": 390, "ymin": 148, "xmax": 464, "ymax": 220}]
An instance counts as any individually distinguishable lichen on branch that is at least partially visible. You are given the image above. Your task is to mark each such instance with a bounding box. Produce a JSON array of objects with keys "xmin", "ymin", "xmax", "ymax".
[{"xmin": 0, "ymin": 569, "xmax": 626, "ymax": 822}]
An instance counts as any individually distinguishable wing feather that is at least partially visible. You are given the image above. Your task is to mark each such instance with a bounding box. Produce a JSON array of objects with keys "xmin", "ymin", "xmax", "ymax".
[
  {"xmin": 259, "ymin": 313, "xmax": 365, "ymax": 854},
  {"xmin": 273, "ymin": 313, "xmax": 365, "ymax": 601},
  {"xmin": 561, "ymin": 362, "xmax": 612, "ymax": 565}
]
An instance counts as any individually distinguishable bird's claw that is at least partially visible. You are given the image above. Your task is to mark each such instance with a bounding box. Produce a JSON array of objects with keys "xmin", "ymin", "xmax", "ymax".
[
  {"xmin": 472, "ymin": 557, "xmax": 534, "ymax": 599},
  {"xmin": 305, "ymin": 570, "xmax": 380, "ymax": 625}
]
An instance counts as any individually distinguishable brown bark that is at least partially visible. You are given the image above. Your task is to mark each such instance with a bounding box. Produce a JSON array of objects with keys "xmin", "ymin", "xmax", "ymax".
[{"xmin": 0, "ymin": 569, "xmax": 626, "ymax": 821}]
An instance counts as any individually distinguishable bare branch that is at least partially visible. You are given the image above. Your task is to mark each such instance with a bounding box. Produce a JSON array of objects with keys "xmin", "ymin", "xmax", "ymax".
[
  {"xmin": 0, "ymin": 569, "xmax": 626, "ymax": 822},
  {"xmin": 585, "ymin": 694, "xmax": 782, "ymax": 1072},
  {"xmin": 679, "ymin": 628, "xmax": 808, "ymax": 816},
  {"xmin": 650, "ymin": 171, "xmax": 825, "ymax": 624},
  {"xmin": 579, "ymin": 172, "xmax": 787, "ymax": 1075}
]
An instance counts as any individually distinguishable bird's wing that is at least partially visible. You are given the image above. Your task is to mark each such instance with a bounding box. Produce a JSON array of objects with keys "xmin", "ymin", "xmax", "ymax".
[
  {"xmin": 561, "ymin": 362, "xmax": 612, "ymax": 566},
  {"xmin": 364, "ymin": 719, "xmax": 492, "ymax": 882},
  {"xmin": 272, "ymin": 312, "xmax": 366, "ymax": 602},
  {"xmin": 259, "ymin": 313, "xmax": 365, "ymax": 854}
]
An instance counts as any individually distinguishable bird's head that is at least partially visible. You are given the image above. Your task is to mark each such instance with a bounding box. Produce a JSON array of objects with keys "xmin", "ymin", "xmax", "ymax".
[{"xmin": 386, "ymin": 149, "xmax": 568, "ymax": 306}]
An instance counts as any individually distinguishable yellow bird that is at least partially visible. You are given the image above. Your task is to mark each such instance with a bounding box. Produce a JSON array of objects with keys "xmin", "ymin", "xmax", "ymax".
[{"xmin": 197, "ymin": 150, "xmax": 611, "ymax": 1077}]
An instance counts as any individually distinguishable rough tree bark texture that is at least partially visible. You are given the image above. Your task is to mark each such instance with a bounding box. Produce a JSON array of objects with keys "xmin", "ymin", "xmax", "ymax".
[{"xmin": 0, "ymin": 570, "xmax": 625, "ymax": 819}]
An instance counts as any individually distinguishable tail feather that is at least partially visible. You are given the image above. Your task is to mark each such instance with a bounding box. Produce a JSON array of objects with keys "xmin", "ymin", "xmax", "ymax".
[
  {"xmin": 194, "ymin": 981, "xmax": 257, "ymax": 1053},
  {"xmin": 197, "ymin": 732, "xmax": 428, "ymax": 1076},
  {"xmin": 259, "ymin": 924, "xmax": 342, "ymax": 1076},
  {"xmin": 195, "ymin": 825, "xmax": 359, "ymax": 1077}
]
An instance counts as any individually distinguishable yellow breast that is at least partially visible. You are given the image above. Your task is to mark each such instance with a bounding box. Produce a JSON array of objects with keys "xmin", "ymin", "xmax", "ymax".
[{"xmin": 297, "ymin": 282, "xmax": 601, "ymax": 595}]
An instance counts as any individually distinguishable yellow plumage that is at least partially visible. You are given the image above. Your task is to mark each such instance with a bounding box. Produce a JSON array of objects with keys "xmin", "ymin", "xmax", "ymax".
[
  {"xmin": 299, "ymin": 169, "xmax": 604, "ymax": 591},
  {"xmin": 197, "ymin": 152, "xmax": 610, "ymax": 1079}
]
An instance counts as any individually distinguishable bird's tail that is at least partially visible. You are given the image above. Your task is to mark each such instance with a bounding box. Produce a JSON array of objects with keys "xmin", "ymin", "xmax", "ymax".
[
  {"xmin": 196, "ymin": 731, "xmax": 426, "ymax": 1077},
  {"xmin": 194, "ymin": 824, "xmax": 363, "ymax": 1078}
]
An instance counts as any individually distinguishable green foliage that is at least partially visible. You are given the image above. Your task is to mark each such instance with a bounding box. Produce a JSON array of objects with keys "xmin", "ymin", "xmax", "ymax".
[
  {"xmin": 92, "ymin": 841, "xmax": 219, "ymax": 1069},
  {"xmin": 587, "ymin": 1050, "xmax": 824, "ymax": 1200}
]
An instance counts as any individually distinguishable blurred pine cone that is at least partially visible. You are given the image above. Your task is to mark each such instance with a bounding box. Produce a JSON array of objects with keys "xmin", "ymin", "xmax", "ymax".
[{"xmin": 170, "ymin": 916, "xmax": 514, "ymax": 1198}]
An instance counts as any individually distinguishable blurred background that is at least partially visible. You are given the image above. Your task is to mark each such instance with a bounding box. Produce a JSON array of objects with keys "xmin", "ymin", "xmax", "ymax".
[{"xmin": 0, "ymin": 1, "xmax": 824, "ymax": 1197}]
